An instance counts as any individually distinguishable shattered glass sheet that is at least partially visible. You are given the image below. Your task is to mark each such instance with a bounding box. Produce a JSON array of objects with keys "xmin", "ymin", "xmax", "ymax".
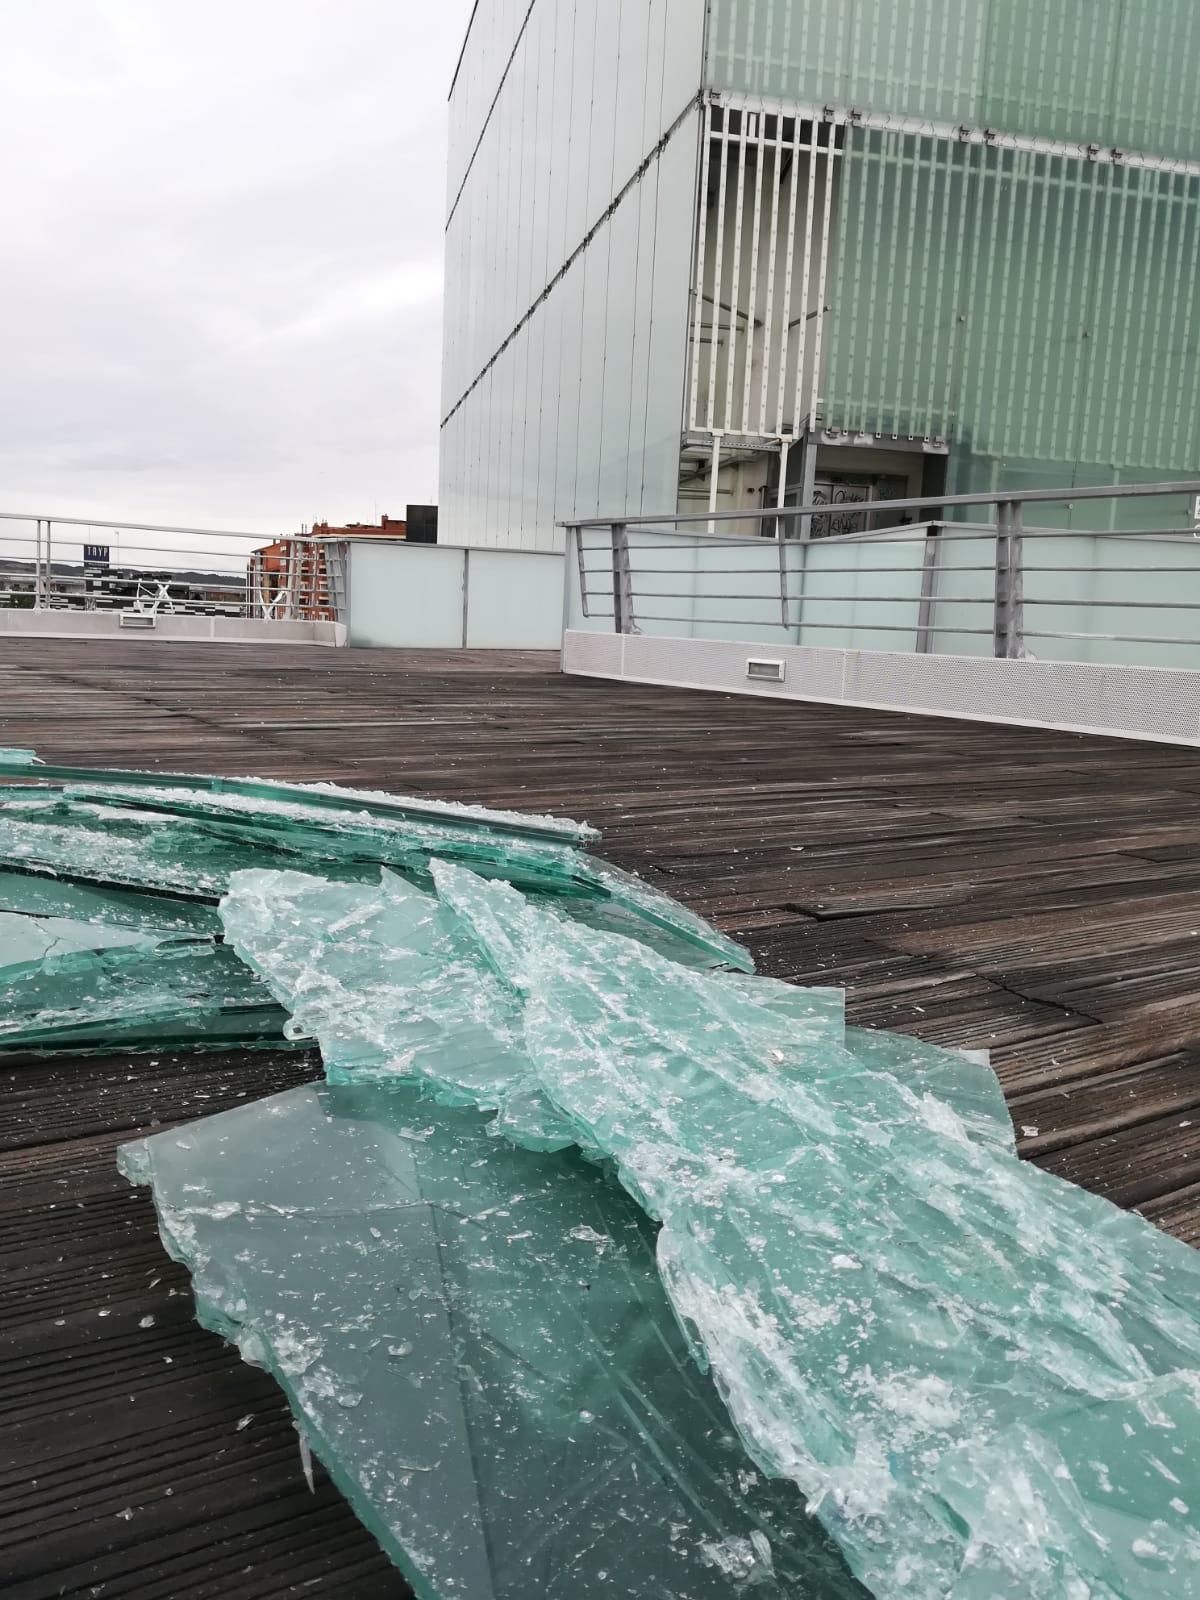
[
  {"xmin": 221, "ymin": 867, "xmax": 576, "ymax": 1150},
  {"xmin": 119, "ymin": 1082, "xmax": 865, "ymax": 1600},
  {"xmin": 223, "ymin": 859, "xmax": 1200, "ymax": 1600},
  {"xmin": 0, "ymin": 800, "xmax": 268, "ymax": 899},
  {"xmin": 422, "ymin": 865, "xmax": 1200, "ymax": 1599},
  {"xmin": 221, "ymin": 867, "xmax": 767, "ymax": 1147},
  {"xmin": 0, "ymin": 935, "xmax": 291, "ymax": 1056},
  {"xmin": 0, "ymin": 747, "xmax": 597, "ymax": 842},
  {"xmin": 0, "ymin": 779, "xmax": 750, "ymax": 971}
]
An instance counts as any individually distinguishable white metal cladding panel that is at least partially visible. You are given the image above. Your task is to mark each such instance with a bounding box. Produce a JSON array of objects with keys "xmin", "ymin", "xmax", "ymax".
[
  {"xmin": 561, "ymin": 629, "xmax": 623, "ymax": 676},
  {"xmin": 439, "ymin": 106, "xmax": 700, "ymax": 551},
  {"xmin": 447, "ymin": 0, "xmax": 533, "ymax": 207},
  {"xmin": 440, "ymin": 0, "xmax": 705, "ymax": 551},
  {"xmin": 442, "ymin": 0, "xmax": 705, "ymax": 419}
]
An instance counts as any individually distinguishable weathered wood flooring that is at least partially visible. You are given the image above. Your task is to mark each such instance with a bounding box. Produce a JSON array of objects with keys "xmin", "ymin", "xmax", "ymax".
[{"xmin": 3, "ymin": 638, "xmax": 1200, "ymax": 1597}]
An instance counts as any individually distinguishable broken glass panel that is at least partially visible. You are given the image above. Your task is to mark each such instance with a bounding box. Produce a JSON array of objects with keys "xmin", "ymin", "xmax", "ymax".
[
  {"xmin": 1, "ymin": 782, "xmax": 751, "ymax": 970},
  {"xmin": 220, "ymin": 867, "xmax": 576, "ymax": 1151},
  {"xmin": 0, "ymin": 802, "xmax": 267, "ymax": 899},
  {"xmin": 419, "ymin": 863, "xmax": 1200, "ymax": 1600},
  {"xmin": 120, "ymin": 1082, "xmax": 865, "ymax": 1600},
  {"xmin": 90, "ymin": 785, "xmax": 748, "ymax": 969},
  {"xmin": 0, "ymin": 936, "xmax": 291, "ymax": 1057},
  {"xmin": 0, "ymin": 748, "xmax": 597, "ymax": 842}
]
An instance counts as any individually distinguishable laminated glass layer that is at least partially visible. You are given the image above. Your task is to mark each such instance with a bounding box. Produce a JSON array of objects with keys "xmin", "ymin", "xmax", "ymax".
[{"xmin": 0, "ymin": 936, "xmax": 289, "ymax": 1057}]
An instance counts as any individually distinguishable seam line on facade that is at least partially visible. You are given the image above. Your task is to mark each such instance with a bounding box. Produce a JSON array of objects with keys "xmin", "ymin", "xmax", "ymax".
[
  {"xmin": 440, "ymin": 92, "xmax": 703, "ymax": 432},
  {"xmin": 447, "ymin": 0, "xmax": 483, "ymax": 98},
  {"xmin": 445, "ymin": 0, "xmax": 540, "ymax": 233},
  {"xmin": 712, "ymin": 90, "xmax": 1200, "ymax": 178}
]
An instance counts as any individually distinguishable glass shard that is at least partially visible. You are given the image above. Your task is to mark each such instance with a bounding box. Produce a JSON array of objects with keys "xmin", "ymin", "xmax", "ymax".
[
  {"xmin": 0, "ymin": 867, "xmax": 220, "ymax": 936},
  {"xmin": 0, "ymin": 910, "xmax": 159, "ymax": 971},
  {"xmin": 0, "ymin": 802, "xmax": 265, "ymax": 899},
  {"xmin": 0, "ymin": 748, "xmax": 596, "ymax": 841},
  {"xmin": 0, "ymin": 936, "xmax": 291, "ymax": 1057},
  {"xmin": 415, "ymin": 863, "xmax": 1200, "ymax": 1600},
  {"xmin": 120, "ymin": 1082, "xmax": 865, "ymax": 1600},
  {"xmin": 1, "ymin": 779, "xmax": 750, "ymax": 971},
  {"xmin": 220, "ymin": 866, "xmax": 576, "ymax": 1150}
]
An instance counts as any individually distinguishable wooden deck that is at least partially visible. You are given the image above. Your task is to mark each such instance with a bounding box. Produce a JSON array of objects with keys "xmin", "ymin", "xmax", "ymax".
[{"xmin": 3, "ymin": 637, "xmax": 1200, "ymax": 1597}]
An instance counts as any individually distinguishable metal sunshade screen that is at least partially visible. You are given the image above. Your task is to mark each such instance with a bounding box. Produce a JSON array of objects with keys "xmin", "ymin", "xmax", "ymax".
[
  {"xmin": 824, "ymin": 127, "xmax": 1200, "ymax": 473},
  {"xmin": 704, "ymin": 0, "xmax": 1200, "ymax": 163},
  {"xmin": 687, "ymin": 101, "xmax": 839, "ymax": 438}
]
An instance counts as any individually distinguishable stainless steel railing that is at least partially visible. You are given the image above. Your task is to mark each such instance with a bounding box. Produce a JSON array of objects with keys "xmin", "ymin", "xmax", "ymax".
[
  {"xmin": 562, "ymin": 480, "xmax": 1200, "ymax": 668},
  {"xmin": 0, "ymin": 511, "xmax": 345, "ymax": 622}
]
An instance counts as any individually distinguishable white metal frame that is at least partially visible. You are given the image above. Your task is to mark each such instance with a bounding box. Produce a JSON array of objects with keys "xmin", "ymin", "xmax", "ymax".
[{"xmin": 687, "ymin": 100, "xmax": 842, "ymax": 443}]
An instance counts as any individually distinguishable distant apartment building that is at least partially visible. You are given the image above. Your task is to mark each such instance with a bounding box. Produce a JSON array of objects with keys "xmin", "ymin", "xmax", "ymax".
[
  {"xmin": 438, "ymin": 1, "xmax": 1200, "ymax": 549},
  {"xmin": 248, "ymin": 506, "xmax": 437, "ymax": 619}
]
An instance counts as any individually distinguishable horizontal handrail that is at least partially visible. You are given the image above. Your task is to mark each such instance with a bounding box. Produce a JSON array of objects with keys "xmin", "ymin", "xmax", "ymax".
[
  {"xmin": 566, "ymin": 480, "xmax": 1200, "ymax": 666},
  {"xmin": 561, "ymin": 478, "xmax": 1200, "ymax": 531},
  {"xmin": 0, "ymin": 516, "xmax": 346, "ymax": 626},
  {"xmin": 0, "ymin": 511, "xmax": 266, "ymax": 539}
]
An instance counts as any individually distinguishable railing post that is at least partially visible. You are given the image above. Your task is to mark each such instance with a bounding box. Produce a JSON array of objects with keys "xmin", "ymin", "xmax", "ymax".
[
  {"xmin": 569, "ymin": 525, "xmax": 589, "ymax": 620},
  {"xmin": 45, "ymin": 520, "xmax": 53, "ymax": 608},
  {"xmin": 707, "ymin": 434, "xmax": 722, "ymax": 536},
  {"xmin": 916, "ymin": 523, "xmax": 942, "ymax": 654},
  {"xmin": 774, "ymin": 438, "xmax": 790, "ymax": 543},
  {"xmin": 798, "ymin": 432, "xmax": 818, "ymax": 542},
  {"xmin": 611, "ymin": 522, "xmax": 634, "ymax": 635},
  {"xmin": 993, "ymin": 500, "xmax": 1025, "ymax": 659}
]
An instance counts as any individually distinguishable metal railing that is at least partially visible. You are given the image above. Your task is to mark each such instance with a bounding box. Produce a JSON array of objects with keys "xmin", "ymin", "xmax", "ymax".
[
  {"xmin": 0, "ymin": 511, "xmax": 345, "ymax": 623},
  {"xmin": 562, "ymin": 480, "xmax": 1200, "ymax": 667}
]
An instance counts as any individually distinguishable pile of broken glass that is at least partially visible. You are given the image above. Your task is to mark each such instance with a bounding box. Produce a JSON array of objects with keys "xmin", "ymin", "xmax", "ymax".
[{"xmin": 3, "ymin": 746, "xmax": 1198, "ymax": 1600}]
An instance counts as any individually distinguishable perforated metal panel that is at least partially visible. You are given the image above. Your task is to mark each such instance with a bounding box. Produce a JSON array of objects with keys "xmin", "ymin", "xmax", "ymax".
[
  {"xmin": 563, "ymin": 630, "xmax": 1200, "ymax": 746},
  {"xmin": 561, "ymin": 630, "xmax": 623, "ymax": 676}
]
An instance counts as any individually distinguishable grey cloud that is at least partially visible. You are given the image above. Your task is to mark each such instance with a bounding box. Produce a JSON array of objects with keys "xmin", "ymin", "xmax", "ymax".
[{"xmin": 0, "ymin": 0, "xmax": 470, "ymax": 534}]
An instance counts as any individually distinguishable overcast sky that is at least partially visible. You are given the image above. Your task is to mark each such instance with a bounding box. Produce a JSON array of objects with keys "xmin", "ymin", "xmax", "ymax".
[{"xmin": 0, "ymin": 1, "xmax": 472, "ymax": 537}]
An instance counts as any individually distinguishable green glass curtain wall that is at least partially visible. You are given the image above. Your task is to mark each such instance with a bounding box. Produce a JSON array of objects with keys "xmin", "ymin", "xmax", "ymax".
[
  {"xmin": 705, "ymin": 0, "xmax": 1200, "ymax": 163},
  {"xmin": 822, "ymin": 128, "xmax": 1200, "ymax": 518}
]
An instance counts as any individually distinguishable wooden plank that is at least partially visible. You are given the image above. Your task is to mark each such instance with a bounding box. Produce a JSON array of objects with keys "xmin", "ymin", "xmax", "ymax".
[{"xmin": 3, "ymin": 638, "xmax": 1200, "ymax": 1596}]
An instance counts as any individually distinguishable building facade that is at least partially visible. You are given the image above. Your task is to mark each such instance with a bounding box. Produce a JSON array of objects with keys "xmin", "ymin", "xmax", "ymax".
[{"xmin": 438, "ymin": 1, "xmax": 1200, "ymax": 549}]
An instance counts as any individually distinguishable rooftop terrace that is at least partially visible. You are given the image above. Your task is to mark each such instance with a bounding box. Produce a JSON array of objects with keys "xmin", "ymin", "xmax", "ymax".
[{"xmin": 3, "ymin": 638, "xmax": 1200, "ymax": 1597}]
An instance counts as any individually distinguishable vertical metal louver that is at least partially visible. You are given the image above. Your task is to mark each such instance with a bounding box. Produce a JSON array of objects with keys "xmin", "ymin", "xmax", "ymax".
[{"xmin": 686, "ymin": 100, "xmax": 841, "ymax": 440}]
